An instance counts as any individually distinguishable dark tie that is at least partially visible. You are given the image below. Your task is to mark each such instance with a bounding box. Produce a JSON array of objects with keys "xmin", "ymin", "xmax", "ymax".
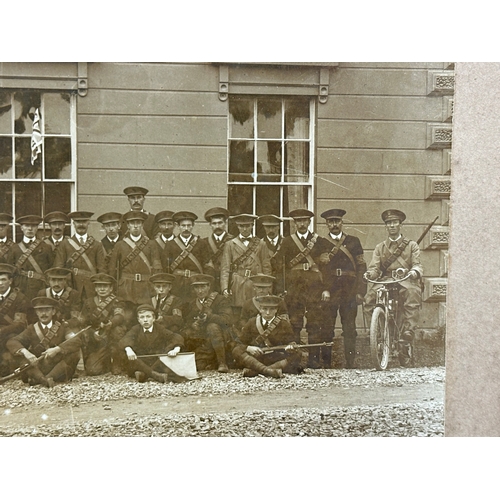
[
  {"xmin": 53, "ymin": 294, "xmax": 60, "ymax": 300},
  {"xmin": 79, "ymin": 237, "xmax": 84, "ymax": 245},
  {"xmin": 241, "ymin": 237, "xmax": 251, "ymax": 242},
  {"xmin": 42, "ymin": 325, "xmax": 48, "ymax": 335}
]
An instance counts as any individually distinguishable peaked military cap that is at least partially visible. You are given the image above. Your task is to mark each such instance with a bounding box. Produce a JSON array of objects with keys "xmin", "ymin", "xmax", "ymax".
[
  {"xmin": 230, "ymin": 214, "xmax": 257, "ymax": 224},
  {"xmin": 68, "ymin": 211, "xmax": 93, "ymax": 221},
  {"xmin": 189, "ymin": 274, "xmax": 214, "ymax": 286},
  {"xmin": 381, "ymin": 209, "xmax": 406, "ymax": 223},
  {"xmin": 90, "ymin": 273, "xmax": 116, "ymax": 285},
  {"xmin": 44, "ymin": 211, "xmax": 69, "ymax": 224},
  {"xmin": 173, "ymin": 211, "xmax": 198, "ymax": 223},
  {"xmin": 149, "ymin": 273, "xmax": 176, "ymax": 284},
  {"xmin": 288, "ymin": 209, "xmax": 314, "ymax": 219},
  {"xmin": 45, "ymin": 267, "xmax": 72, "ymax": 279},
  {"xmin": 136, "ymin": 303, "xmax": 155, "ymax": 314},
  {"xmin": 122, "ymin": 211, "xmax": 148, "ymax": 222},
  {"xmin": 97, "ymin": 212, "xmax": 122, "ymax": 224},
  {"xmin": 204, "ymin": 207, "xmax": 229, "ymax": 222},
  {"xmin": 0, "ymin": 213, "xmax": 13, "ymax": 224},
  {"xmin": 255, "ymin": 295, "xmax": 281, "ymax": 308},
  {"xmin": 32, "ymin": 296, "xmax": 59, "ymax": 309},
  {"xmin": 321, "ymin": 209, "xmax": 346, "ymax": 220},
  {"xmin": 258, "ymin": 214, "xmax": 282, "ymax": 226},
  {"xmin": 0, "ymin": 263, "xmax": 16, "ymax": 276},
  {"xmin": 155, "ymin": 211, "xmax": 175, "ymax": 223},
  {"xmin": 17, "ymin": 215, "xmax": 43, "ymax": 225},
  {"xmin": 250, "ymin": 273, "xmax": 276, "ymax": 286},
  {"xmin": 124, "ymin": 186, "xmax": 149, "ymax": 196}
]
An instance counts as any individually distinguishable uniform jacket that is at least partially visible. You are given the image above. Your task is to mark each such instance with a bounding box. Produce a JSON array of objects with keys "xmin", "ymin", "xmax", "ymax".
[
  {"xmin": 43, "ymin": 236, "xmax": 70, "ymax": 261},
  {"xmin": 237, "ymin": 296, "xmax": 289, "ymax": 331},
  {"xmin": 182, "ymin": 293, "xmax": 232, "ymax": 331},
  {"xmin": 120, "ymin": 211, "xmax": 158, "ymax": 240},
  {"xmin": 161, "ymin": 235, "xmax": 211, "ymax": 276},
  {"xmin": 0, "ymin": 287, "xmax": 28, "ymax": 328},
  {"xmin": 0, "ymin": 239, "xmax": 15, "ymax": 264},
  {"xmin": 147, "ymin": 293, "xmax": 184, "ymax": 332},
  {"xmin": 236, "ymin": 314, "xmax": 296, "ymax": 349},
  {"xmin": 118, "ymin": 323, "xmax": 184, "ymax": 356},
  {"xmin": 219, "ymin": 237, "xmax": 272, "ymax": 306},
  {"xmin": 101, "ymin": 235, "xmax": 122, "ymax": 269},
  {"xmin": 36, "ymin": 286, "xmax": 81, "ymax": 323}
]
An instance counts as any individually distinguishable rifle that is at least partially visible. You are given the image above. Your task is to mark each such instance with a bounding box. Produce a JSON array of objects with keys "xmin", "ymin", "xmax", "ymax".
[
  {"xmin": 262, "ymin": 342, "xmax": 334, "ymax": 353},
  {"xmin": 416, "ymin": 216, "xmax": 439, "ymax": 245}
]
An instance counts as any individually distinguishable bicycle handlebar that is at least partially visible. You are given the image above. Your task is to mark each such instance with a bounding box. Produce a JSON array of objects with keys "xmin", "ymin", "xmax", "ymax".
[{"xmin": 364, "ymin": 274, "xmax": 412, "ymax": 285}]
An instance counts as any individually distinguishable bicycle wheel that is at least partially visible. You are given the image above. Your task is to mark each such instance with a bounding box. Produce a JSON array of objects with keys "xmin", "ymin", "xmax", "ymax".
[{"xmin": 370, "ymin": 306, "xmax": 390, "ymax": 370}]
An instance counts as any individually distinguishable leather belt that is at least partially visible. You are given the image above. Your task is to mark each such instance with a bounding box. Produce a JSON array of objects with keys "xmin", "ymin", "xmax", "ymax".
[
  {"xmin": 72, "ymin": 268, "xmax": 93, "ymax": 277},
  {"xmin": 332, "ymin": 269, "xmax": 356, "ymax": 277},
  {"xmin": 173, "ymin": 269, "xmax": 193, "ymax": 278},
  {"xmin": 19, "ymin": 269, "xmax": 45, "ymax": 280},
  {"xmin": 290, "ymin": 263, "xmax": 319, "ymax": 272},
  {"xmin": 122, "ymin": 272, "xmax": 151, "ymax": 282},
  {"xmin": 235, "ymin": 269, "xmax": 252, "ymax": 278}
]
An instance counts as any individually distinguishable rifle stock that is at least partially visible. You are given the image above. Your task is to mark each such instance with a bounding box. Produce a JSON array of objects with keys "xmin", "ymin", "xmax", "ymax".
[{"xmin": 262, "ymin": 342, "xmax": 334, "ymax": 353}]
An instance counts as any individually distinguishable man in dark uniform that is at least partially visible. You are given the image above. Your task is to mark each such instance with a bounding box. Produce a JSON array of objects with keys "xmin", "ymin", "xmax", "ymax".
[
  {"xmin": 161, "ymin": 211, "xmax": 211, "ymax": 301},
  {"xmin": 181, "ymin": 274, "xmax": 232, "ymax": 373},
  {"xmin": 53, "ymin": 211, "xmax": 106, "ymax": 300},
  {"xmin": 7, "ymin": 215, "xmax": 54, "ymax": 302},
  {"xmin": 118, "ymin": 303, "xmax": 185, "ymax": 383},
  {"xmin": 201, "ymin": 207, "xmax": 234, "ymax": 293},
  {"xmin": 36, "ymin": 267, "xmax": 81, "ymax": 325},
  {"xmin": 0, "ymin": 263, "xmax": 28, "ymax": 376},
  {"xmin": 43, "ymin": 211, "xmax": 70, "ymax": 258},
  {"xmin": 0, "ymin": 213, "xmax": 14, "ymax": 264},
  {"xmin": 314, "ymin": 209, "xmax": 367, "ymax": 369},
  {"xmin": 220, "ymin": 214, "xmax": 272, "ymax": 317},
  {"xmin": 364, "ymin": 209, "xmax": 423, "ymax": 365},
  {"xmin": 97, "ymin": 212, "xmax": 122, "ymax": 270},
  {"xmin": 121, "ymin": 186, "xmax": 158, "ymax": 239},
  {"xmin": 108, "ymin": 211, "xmax": 162, "ymax": 308},
  {"xmin": 152, "ymin": 210, "xmax": 175, "ymax": 253},
  {"xmin": 147, "ymin": 273, "xmax": 184, "ymax": 333},
  {"xmin": 232, "ymin": 295, "xmax": 302, "ymax": 378},
  {"xmin": 273, "ymin": 209, "xmax": 324, "ymax": 355},
  {"xmin": 258, "ymin": 214, "xmax": 284, "ymax": 283},
  {"xmin": 6, "ymin": 297, "xmax": 80, "ymax": 387}
]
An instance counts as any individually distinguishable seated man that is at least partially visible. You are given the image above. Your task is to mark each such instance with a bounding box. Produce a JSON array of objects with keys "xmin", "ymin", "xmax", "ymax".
[
  {"xmin": 232, "ymin": 295, "xmax": 303, "ymax": 379},
  {"xmin": 118, "ymin": 304, "xmax": 185, "ymax": 383},
  {"xmin": 147, "ymin": 273, "xmax": 184, "ymax": 333},
  {"xmin": 363, "ymin": 209, "xmax": 423, "ymax": 365},
  {"xmin": 6, "ymin": 297, "xmax": 80, "ymax": 387},
  {"xmin": 181, "ymin": 274, "xmax": 232, "ymax": 373}
]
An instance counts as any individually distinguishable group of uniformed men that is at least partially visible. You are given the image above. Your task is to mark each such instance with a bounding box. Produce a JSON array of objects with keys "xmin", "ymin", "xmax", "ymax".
[{"xmin": 0, "ymin": 186, "xmax": 423, "ymax": 387}]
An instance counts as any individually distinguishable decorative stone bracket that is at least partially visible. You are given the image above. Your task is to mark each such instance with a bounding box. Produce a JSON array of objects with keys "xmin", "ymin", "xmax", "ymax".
[
  {"xmin": 422, "ymin": 225, "xmax": 449, "ymax": 250},
  {"xmin": 423, "ymin": 278, "xmax": 448, "ymax": 302},
  {"xmin": 427, "ymin": 70, "xmax": 455, "ymax": 96},
  {"xmin": 427, "ymin": 123, "xmax": 453, "ymax": 149},
  {"xmin": 425, "ymin": 176, "xmax": 451, "ymax": 200}
]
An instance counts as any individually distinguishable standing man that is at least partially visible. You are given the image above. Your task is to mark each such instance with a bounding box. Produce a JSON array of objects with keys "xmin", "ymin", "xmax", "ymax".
[
  {"xmin": 7, "ymin": 215, "xmax": 54, "ymax": 302},
  {"xmin": 43, "ymin": 211, "xmax": 70, "ymax": 258},
  {"xmin": 220, "ymin": 214, "xmax": 272, "ymax": 317},
  {"xmin": 53, "ymin": 211, "xmax": 106, "ymax": 300},
  {"xmin": 108, "ymin": 211, "xmax": 162, "ymax": 308},
  {"xmin": 314, "ymin": 209, "xmax": 367, "ymax": 369},
  {"xmin": 201, "ymin": 207, "xmax": 234, "ymax": 293},
  {"xmin": 121, "ymin": 186, "xmax": 157, "ymax": 239},
  {"xmin": 0, "ymin": 214, "xmax": 14, "ymax": 264},
  {"xmin": 363, "ymin": 209, "xmax": 423, "ymax": 365},
  {"xmin": 273, "ymin": 209, "xmax": 324, "ymax": 354},
  {"xmin": 161, "ymin": 211, "xmax": 210, "ymax": 300},
  {"xmin": 153, "ymin": 211, "xmax": 176, "ymax": 253},
  {"xmin": 258, "ymin": 214, "xmax": 284, "ymax": 283},
  {"xmin": 97, "ymin": 212, "xmax": 122, "ymax": 269}
]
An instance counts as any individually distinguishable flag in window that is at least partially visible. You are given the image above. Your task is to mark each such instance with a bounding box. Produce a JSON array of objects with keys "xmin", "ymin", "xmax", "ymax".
[{"xmin": 31, "ymin": 108, "xmax": 42, "ymax": 165}]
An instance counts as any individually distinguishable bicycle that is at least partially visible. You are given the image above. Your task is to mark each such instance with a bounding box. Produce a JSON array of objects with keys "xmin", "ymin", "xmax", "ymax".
[{"xmin": 365, "ymin": 269, "xmax": 413, "ymax": 370}]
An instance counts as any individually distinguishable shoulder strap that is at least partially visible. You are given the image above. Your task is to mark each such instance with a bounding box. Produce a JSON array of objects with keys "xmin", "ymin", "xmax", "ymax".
[
  {"xmin": 231, "ymin": 237, "xmax": 261, "ymax": 270},
  {"xmin": 255, "ymin": 315, "xmax": 282, "ymax": 347},
  {"xmin": 0, "ymin": 240, "xmax": 13, "ymax": 260},
  {"xmin": 67, "ymin": 237, "xmax": 97, "ymax": 274},
  {"xmin": 289, "ymin": 234, "xmax": 318, "ymax": 268},
  {"xmin": 380, "ymin": 238, "xmax": 410, "ymax": 274},
  {"xmin": 170, "ymin": 236, "xmax": 202, "ymax": 272},
  {"xmin": 0, "ymin": 288, "xmax": 19, "ymax": 323},
  {"xmin": 326, "ymin": 234, "xmax": 357, "ymax": 270},
  {"xmin": 15, "ymin": 240, "xmax": 43, "ymax": 270},
  {"xmin": 91, "ymin": 294, "xmax": 117, "ymax": 322},
  {"xmin": 122, "ymin": 237, "xmax": 151, "ymax": 270}
]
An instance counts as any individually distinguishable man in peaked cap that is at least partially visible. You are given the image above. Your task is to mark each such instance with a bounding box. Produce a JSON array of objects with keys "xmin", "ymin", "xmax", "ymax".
[
  {"xmin": 7, "ymin": 215, "xmax": 54, "ymax": 304},
  {"xmin": 363, "ymin": 209, "xmax": 424, "ymax": 366},
  {"xmin": 273, "ymin": 209, "xmax": 324, "ymax": 352},
  {"xmin": 258, "ymin": 214, "xmax": 284, "ymax": 282},
  {"xmin": 232, "ymin": 295, "xmax": 302, "ymax": 378},
  {"xmin": 0, "ymin": 263, "xmax": 28, "ymax": 376},
  {"xmin": 152, "ymin": 211, "xmax": 176, "ymax": 253},
  {"xmin": 53, "ymin": 211, "xmax": 106, "ymax": 300},
  {"xmin": 313, "ymin": 209, "xmax": 367, "ymax": 369},
  {"xmin": 108, "ymin": 211, "xmax": 162, "ymax": 308},
  {"xmin": 146, "ymin": 273, "xmax": 184, "ymax": 333},
  {"xmin": 97, "ymin": 212, "xmax": 123, "ymax": 268},
  {"xmin": 220, "ymin": 214, "xmax": 272, "ymax": 315},
  {"xmin": 0, "ymin": 213, "xmax": 14, "ymax": 264},
  {"xmin": 43, "ymin": 211, "xmax": 70, "ymax": 258},
  {"xmin": 181, "ymin": 273, "xmax": 233, "ymax": 373},
  {"xmin": 200, "ymin": 207, "xmax": 234, "ymax": 293},
  {"xmin": 7, "ymin": 296, "xmax": 80, "ymax": 387},
  {"xmin": 161, "ymin": 211, "xmax": 212, "ymax": 301},
  {"xmin": 121, "ymin": 186, "xmax": 158, "ymax": 239}
]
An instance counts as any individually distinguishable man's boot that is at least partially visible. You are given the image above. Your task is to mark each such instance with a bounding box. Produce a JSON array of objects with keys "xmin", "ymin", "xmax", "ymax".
[
  {"xmin": 238, "ymin": 352, "xmax": 283, "ymax": 378},
  {"xmin": 209, "ymin": 326, "xmax": 229, "ymax": 373},
  {"xmin": 344, "ymin": 337, "xmax": 356, "ymax": 369}
]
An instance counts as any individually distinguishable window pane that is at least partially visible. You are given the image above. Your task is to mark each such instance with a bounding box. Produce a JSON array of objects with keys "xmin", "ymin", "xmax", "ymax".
[
  {"xmin": 284, "ymin": 185, "xmax": 309, "ymax": 236},
  {"xmin": 0, "ymin": 137, "xmax": 13, "ymax": 179},
  {"xmin": 257, "ymin": 141, "xmax": 281, "ymax": 182},
  {"xmin": 0, "ymin": 91, "xmax": 12, "ymax": 134},
  {"xmin": 285, "ymin": 100, "xmax": 310, "ymax": 139},
  {"xmin": 229, "ymin": 98, "xmax": 254, "ymax": 138},
  {"xmin": 45, "ymin": 137, "xmax": 72, "ymax": 179},
  {"xmin": 229, "ymin": 140, "xmax": 254, "ymax": 182},
  {"xmin": 45, "ymin": 182, "xmax": 71, "ymax": 218},
  {"xmin": 255, "ymin": 185, "xmax": 280, "ymax": 238},
  {"xmin": 0, "ymin": 183, "xmax": 13, "ymax": 213},
  {"xmin": 13, "ymin": 91, "xmax": 41, "ymax": 135},
  {"xmin": 227, "ymin": 184, "xmax": 253, "ymax": 236},
  {"xmin": 284, "ymin": 141, "xmax": 309, "ymax": 182},
  {"xmin": 257, "ymin": 99, "xmax": 282, "ymax": 139},
  {"xmin": 15, "ymin": 137, "xmax": 41, "ymax": 179},
  {"xmin": 43, "ymin": 92, "xmax": 71, "ymax": 135},
  {"xmin": 15, "ymin": 182, "xmax": 42, "ymax": 216}
]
